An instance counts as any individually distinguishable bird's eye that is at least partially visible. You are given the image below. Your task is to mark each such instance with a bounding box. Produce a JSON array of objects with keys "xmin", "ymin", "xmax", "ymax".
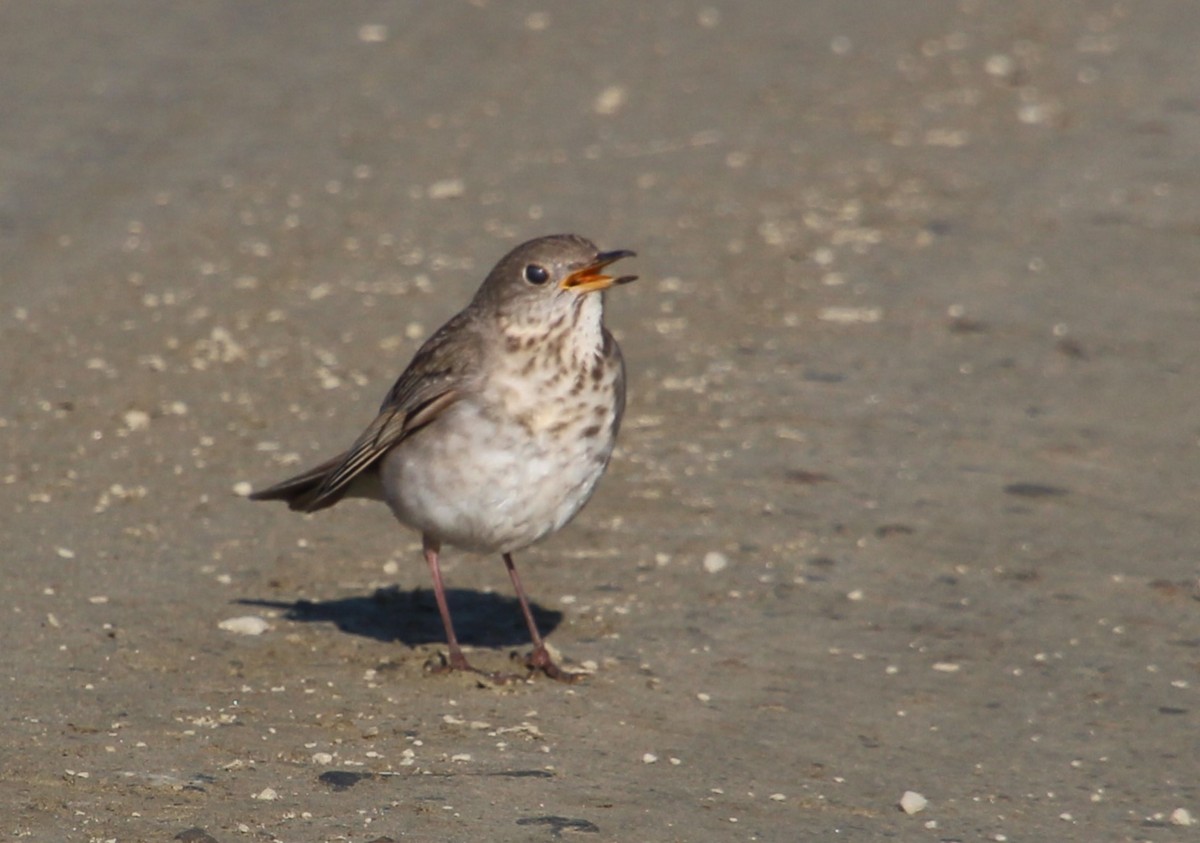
[{"xmin": 524, "ymin": 264, "xmax": 550, "ymax": 285}]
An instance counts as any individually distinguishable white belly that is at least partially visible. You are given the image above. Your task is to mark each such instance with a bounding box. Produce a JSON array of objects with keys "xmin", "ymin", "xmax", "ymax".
[{"xmin": 378, "ymin": 398, "xmax": 617, "ymax": 554}]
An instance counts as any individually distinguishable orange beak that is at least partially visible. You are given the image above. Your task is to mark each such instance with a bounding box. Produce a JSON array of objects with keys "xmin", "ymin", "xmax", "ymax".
[{"xmin": 560, "ymin": 249, "xmax": 638, "ymax": 294}]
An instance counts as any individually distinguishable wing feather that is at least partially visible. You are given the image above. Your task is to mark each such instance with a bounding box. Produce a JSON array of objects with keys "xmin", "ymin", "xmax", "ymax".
[{"xmin": 251, "ymin": 310, "xmax": 481, "ymax": 513}]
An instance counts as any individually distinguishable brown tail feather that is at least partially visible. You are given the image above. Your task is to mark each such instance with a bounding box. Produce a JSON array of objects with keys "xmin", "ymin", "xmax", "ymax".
[{"xmin": 248, "ymin": 453, "xmax": 347, "ymax": 513}]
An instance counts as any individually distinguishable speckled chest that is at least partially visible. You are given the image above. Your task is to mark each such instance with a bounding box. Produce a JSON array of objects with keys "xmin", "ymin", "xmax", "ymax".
[
  {"xmin": 485, "ymin": 314, "xmax": 624, "ymax": 448},
  {"xmin": 380, "ymin": 299, "xmax": 624, "ymax": 552}
]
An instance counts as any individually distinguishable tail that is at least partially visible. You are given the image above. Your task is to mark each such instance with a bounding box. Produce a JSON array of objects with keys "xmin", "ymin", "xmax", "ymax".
[{"xmin": 248, "ymin": 453, "xmax": 348, "ymax": 513}]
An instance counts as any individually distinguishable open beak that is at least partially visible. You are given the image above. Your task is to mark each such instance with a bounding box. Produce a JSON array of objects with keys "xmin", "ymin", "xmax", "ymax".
[{"xmin": 560, "ymin": 249, "xmax": 638, "ymax": 294}]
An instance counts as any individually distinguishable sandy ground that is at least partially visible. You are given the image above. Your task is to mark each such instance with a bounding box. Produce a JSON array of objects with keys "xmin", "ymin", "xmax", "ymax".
[{"xmin": 2, "ymin": 2, "xmax": 1199, "ymax": 841}]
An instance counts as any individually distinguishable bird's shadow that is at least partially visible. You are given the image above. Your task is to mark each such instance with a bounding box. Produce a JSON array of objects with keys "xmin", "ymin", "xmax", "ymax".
[{"xmin": 237, "ymin": 586, "xmax": 563, "ymax": 649}]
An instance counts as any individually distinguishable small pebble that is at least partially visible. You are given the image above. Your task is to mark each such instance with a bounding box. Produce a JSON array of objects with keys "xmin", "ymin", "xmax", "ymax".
[
  {"xmin": 702, "ymin": 552, "xmax": 728, "ymax": 574},
  {"xmin": 818, "ymin": 306, "xmax": 882, "ymax": 324},
  {"xmin": 253, "ymin": 787, "xmax": 278, "ymax": 801},
  {"xmin": 232, "ymin": 481, "xmax": 253, "ymax": 497},
  {"xmin": 985, "ymin": 53, "xmax": 1015, "ymax": 77},
  {"xmin": 219, "ymin": 615, "xmax": 270, "ymax": 636},
  {"xmin": 593, "ymin": 85, "xmax": 627, "ymax": 116},
  {"xmin": 428, "ymin": 179, "xmax": 465, "ymax": 200},
  {"xmin": 899, "ymin": 790, "xmax": 928, "ymax": 814},
  {"xmin": 123, "ymin": 409, "xmax": 151, "ymax": 431},
  {"xmin": 358, "ymin": 24, "xmax": 388, "ymax": 43},
  {"xmin": 1172, "ymin": 808, "xmax": 1195, "ymax": 826},
  {"xmin": 642, "ymin": 753, "xmax": 658, "ymax": 764}
]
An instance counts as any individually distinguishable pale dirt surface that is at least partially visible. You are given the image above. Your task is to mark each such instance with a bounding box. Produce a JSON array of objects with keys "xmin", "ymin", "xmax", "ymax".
[{"xmin": 2, "ymin": 3, "xmax": 1199, "ymax": 842}]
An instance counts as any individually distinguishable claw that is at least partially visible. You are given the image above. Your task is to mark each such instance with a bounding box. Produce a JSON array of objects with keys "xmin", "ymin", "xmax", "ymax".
[{"xmin": 518, "ymin": 646, "xmax": 587, "ymax": 683}]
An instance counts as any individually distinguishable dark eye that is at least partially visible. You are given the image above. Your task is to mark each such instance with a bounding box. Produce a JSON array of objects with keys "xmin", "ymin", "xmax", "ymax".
[{"xmin": 524, "ymin": 263, "xmax": 550, "ymax": 285}]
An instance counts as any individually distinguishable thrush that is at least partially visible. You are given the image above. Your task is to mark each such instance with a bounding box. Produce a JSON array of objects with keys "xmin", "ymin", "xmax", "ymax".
[{"xmin": 250, "ymin": 234, "xmax": 636, "ymax": 681}]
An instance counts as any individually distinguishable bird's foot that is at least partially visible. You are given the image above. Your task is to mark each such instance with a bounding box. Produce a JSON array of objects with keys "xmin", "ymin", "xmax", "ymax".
[
  {"xmin": 425, "ymin": 650, "xmax": 530, "ymax": 685},
  {"xmin": 516, "ymin": 645, "xmax": 587, "ymax": 684},
  {"xmin": 424, "ymin": 649, "xmax": 479, "ymax": 676},
  {"xmin": 425, "ymin": 646, "xmax": 587, "ymax": 684}
]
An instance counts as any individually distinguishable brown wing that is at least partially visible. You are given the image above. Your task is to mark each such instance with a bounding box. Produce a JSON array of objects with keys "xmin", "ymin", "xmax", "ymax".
[
  {"xmin": 250, "ymin": 310, "xmax": 479, "ymax": 513},
  {"xmin": 246, "ymin": 452, "xmax": 345, "ymax": 509}
]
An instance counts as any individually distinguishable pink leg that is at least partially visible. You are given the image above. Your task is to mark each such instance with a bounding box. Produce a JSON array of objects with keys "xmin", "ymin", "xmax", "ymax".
[
  {"xmin": 423, "ymin": 536, "xmax": 473, "ymax": 673},
  {"xmin": 503, "ymin": 553, "xmax": 581, "ymax": 682}
]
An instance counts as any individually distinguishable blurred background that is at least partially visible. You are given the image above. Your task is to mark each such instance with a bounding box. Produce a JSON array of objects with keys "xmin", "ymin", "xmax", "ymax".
[{"xmin": 2, "ymin": 2, "xmax": 1198, "ymax": 840}]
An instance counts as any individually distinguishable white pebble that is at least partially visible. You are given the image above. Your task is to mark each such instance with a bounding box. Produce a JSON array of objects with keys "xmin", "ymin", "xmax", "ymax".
[
  {"xmin": 428, "ymin": 179, "xmax": 465, "ymax": 199},
  {"xmin": 231, "ymin": 481, "xmax": 253, "ymax": 497},
  {"xmin": 932, "ymin": 662, "xmax": 961, "ymax": 673},
  {"xmin": 219, "ymin": 615, "xmax": 270, "ymax": 636},
  {"xmin": 123, "ymin": 409, "xmax": 151, "ymax": 431},
  {"xmin": 985, "ymin": 53, "xmax": 1015, "ymax": 77},
  {"xmin": 358, "ymin": 24, "xmax": 388, "ymax": 43},
  {"xmin": 642, "ymin": 753, "xmax": 658, "ymax": 764},
  {"xmin": 1172, "ymin": 808, "xmax": 1195, "ymax": 826},
  {"xmin": 593, "ymin": 85, "xmax": 627, "ymax": 116},
  {"xmin": 818, "ymin": 306, "xmax": 883, "ymax": 324},
  {"xmin": 253, "ymin": 787, "xmax": 279, "ymax": 800},
  {"xmin": 1018, "ymin": 102, "xmax": 1049, "ymax": 125},
  {"xmin": 899, "ymin": 790, "xmax": 928, "ymax": 814},
  {"xmin": 702, "ymin": 552, "xmax": 729, "ymax": 574}
]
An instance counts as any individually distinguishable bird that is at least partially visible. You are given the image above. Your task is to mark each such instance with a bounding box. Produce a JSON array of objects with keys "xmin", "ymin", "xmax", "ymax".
[{"xmin": 249, "ymin": 234, "xmax": 637, "ymax": 682}]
